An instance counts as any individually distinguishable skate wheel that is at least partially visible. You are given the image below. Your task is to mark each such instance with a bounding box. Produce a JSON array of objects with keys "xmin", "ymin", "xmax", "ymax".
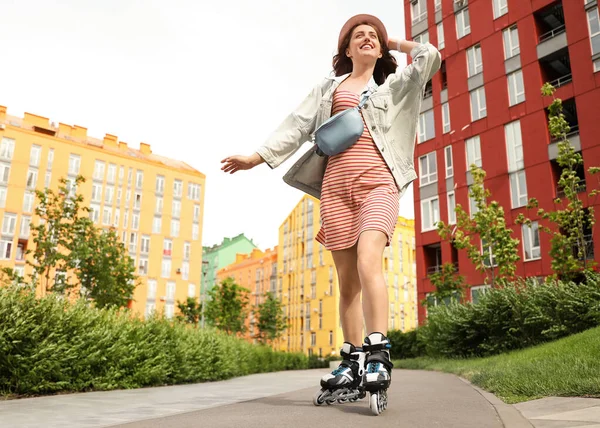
[
  {"xmin": 313, "ymin": 389, "xmax": 326, "ymax": 406},
  {"xmin": 369, "ymin": 392, "xmax": 380, "ymax": 415}
]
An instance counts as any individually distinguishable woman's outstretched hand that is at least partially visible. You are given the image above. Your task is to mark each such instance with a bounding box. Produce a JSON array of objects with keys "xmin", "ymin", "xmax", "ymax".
[{"xmin": 220, "ymin": 153, "xmax": 264, "ymax": 174}]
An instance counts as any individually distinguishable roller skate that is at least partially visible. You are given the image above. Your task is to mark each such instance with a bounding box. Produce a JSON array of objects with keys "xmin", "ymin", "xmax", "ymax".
[
  {"xmin": 362, "ymin": 332, "xmax": 393, "ymax": 416},
  {"xmin": 313, "ymin": 342, "xmax": 367, "ymax": 406}
]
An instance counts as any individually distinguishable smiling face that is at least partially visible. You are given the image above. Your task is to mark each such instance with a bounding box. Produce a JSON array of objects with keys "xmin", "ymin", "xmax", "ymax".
[{"xmin": 345, "ymin": 24, "xmax": 383, "ymax": 62}]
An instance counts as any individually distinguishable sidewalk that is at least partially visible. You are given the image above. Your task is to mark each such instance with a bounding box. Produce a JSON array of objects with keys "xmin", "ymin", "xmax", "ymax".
[{"xmin": 0, "ymin": 368, "xmax": 589, "ymax": 428}]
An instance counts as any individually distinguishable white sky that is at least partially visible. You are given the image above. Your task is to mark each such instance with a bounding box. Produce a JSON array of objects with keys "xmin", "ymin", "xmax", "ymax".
[{"xmin": 2, "ymin": 0, "xmax": 413, "ymax": 250}]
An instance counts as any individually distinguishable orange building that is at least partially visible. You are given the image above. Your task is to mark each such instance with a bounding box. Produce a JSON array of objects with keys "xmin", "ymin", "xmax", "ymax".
[{"xmin": 216, "ymin": 247, "xmax": 278, "ymax": 342}]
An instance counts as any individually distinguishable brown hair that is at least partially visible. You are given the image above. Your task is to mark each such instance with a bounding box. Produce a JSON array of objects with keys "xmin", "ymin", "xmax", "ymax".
[{"xmin": 333, "ymin": 22, "xmax": 398, "ymax": 85}]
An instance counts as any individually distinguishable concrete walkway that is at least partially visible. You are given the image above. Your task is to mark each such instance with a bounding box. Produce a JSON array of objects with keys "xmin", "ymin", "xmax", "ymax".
[
  {"xmin": 515, "ymin": 397, "xmax": 600, "ymax": 427},
  {"xmin": 0, "ymin": 368, "xmax": 589, "ymax": 428}
]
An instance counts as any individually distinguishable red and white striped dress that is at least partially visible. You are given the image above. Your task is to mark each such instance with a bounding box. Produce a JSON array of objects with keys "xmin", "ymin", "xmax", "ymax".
[{"xmin": 315, "ymin": 90, "xmax": 400, "ymax": 251}]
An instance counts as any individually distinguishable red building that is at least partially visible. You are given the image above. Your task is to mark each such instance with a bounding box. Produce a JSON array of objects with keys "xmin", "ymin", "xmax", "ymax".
[{"xmin": 405, "ymin": 0, "xmax": 600, "ymax": 323}]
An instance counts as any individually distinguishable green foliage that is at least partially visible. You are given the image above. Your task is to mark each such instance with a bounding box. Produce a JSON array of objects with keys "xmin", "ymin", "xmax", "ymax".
[
  {"xmin": 424, "ymin": 262, "xmax": 466, "ymax": 308},
  {"xmin": 255, "ymin": 292, "xmax": 288, "ymax": 344},
  {"xmin": 438, "ymin": 165, "xmax": 520, "ymax": 286},
  {"xmin": 420, "ymin": 272, "xmax": 600, "ymax": 358},
  {"xmin": 519, "ymin": 83, "xmax": 598, "ymax": 281},
  {"xmin": 176, "ymin": 297, "xmax": 202, "ymax": 325},
  {"xmin": 0, "ymin": 286, "xmax": 309, "ymax": 397},
  {"xmin": 387, "ymin": 328, "xmax": 426, "ymax": 359},
  {"xmin": 204, "ymin": 277, "xmax": 250, "ymax": 335}
]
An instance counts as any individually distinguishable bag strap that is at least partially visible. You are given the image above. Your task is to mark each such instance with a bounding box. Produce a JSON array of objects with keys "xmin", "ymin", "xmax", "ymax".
[{"xmin": 357, "ymin": 89, "xmax": 372, "ymax": 109}]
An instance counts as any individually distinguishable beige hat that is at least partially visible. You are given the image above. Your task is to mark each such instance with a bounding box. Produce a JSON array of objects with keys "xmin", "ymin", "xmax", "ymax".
[{"xmin": 338, "ymin": 14, "xmax": 389, "ymax": 52}]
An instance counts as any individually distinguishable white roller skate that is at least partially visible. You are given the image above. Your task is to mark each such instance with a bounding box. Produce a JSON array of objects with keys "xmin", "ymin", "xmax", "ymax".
[
  {"xmin": 313, "ymin": 342, "xmax": 367, "ymax": 406},
  {"xmin": 362, "ymin": 332, "xmax": 393, "ymax": 416}
]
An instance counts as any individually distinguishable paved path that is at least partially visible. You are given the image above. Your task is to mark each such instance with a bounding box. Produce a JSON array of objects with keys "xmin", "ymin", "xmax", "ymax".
[
  {"xmin": 0, "ymin": 369, "xmax": 534, "ymax": 427},
  {"xmin": 515, "ymin": 397, "xmax": 600, "ymax": 427}
]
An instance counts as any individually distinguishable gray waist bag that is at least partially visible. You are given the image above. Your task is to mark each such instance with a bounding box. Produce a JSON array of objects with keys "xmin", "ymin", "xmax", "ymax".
[{"xmin": 314, "ymin": 90, "xmax": 372, "ymax": 157}]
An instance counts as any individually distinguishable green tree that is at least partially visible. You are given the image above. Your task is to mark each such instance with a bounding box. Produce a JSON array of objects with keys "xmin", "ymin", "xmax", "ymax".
[
  {"xmin": 423, "ymin": 262, "xmax": 466, "ymax": 308},
  {"xmin": 516, "ymin": 83, "xmax": 598, "ymax": 281},
  {"xmin": 176, "ymin": 297, "xmax": 202, "ymax": 325},
  {"xmin": 438, "ymin": 165, "xmax": 520, "ymax": 286},
  {"xmin": 255, "ymin": 292, "xmax": 287, "ymax": 343},
  {"xmin": 29, "ymin": 176, "xmax": 88, "ymax": 293},
  {"xmin": 204, "ymin": 277, "xmax": 249, "ymax": 334},
  {"xmin": 68, "ymin": 220, "xmax": 137, "ymax": 309}
]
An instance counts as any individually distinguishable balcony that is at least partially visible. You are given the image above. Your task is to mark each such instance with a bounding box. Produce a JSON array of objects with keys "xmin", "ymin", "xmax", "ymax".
[
  {"xmin": 548, "ymin": 98, "xmax": 580, "ymax": 160},
  {"xmin": 540, "ymin": 47, "xmax": 572, "ymax": 90},
  {"xmin": 423, "ymin": 243, "xmax": 442, "ymax": 278},
  {"xmin": 536, "ymin": 2, "xmax": 567, "ymax": 59},
  {"xmin": 576, "ymin": 234, "xmax": 595, "ymax": 261}
]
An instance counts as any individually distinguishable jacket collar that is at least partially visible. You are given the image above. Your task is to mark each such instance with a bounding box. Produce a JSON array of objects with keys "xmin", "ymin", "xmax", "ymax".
[{"xmin": 328, "ymin": 73, "xmax": 378, "ymax": 92}]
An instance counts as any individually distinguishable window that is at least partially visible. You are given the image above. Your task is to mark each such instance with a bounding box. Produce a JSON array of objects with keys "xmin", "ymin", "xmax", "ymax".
[
  {"xmin": 471, "ymin": 285, "xmax": 490, "ymax": 304},
  {"xmin": 418, "ymin": 109, "xmax": 435, "ymax": 143},
  {"xmin": 442, "ymin": 102, "xmax": 450, "ymax": 134},
  {"xmin": 93, "ymin": 161, "xmax": 106, "ymax": 181},
  {"xmin": 105, "ymin": 186, "xmax": 114, "ymax": 205},
  {"xmin": 103, "ymin": 207, "xmax": 111, "ymax": 225},
  {"xmin": 173, "ymin": 180, "xmax": 183, "ymax": 198},
  {"xmin": 467, "ymin": 45, "xmax": 483, "ymax": 77},
  {"xmin": 141, "ymin": 235, "xmax": 150, "ymax": 254},
  {"xmin": 192, "ymin": 224, "xmax": 199, "ymax": 240},
  {"xmin": 469, "ymin": 185, "xmax": 479, "ymax": 217},
  {"xmin": 127, "ymin": 168, "xmax": 133, "ymax": 186},
  {"xmin": 481, "ymin": 239, "xmax": 497, "ymax": 267},
  {"xmin": 26, "ymin": 170, "xmax": 38, "ymax": 189},
  {"xmin": 0, "ymin": 240, "xmax": 13, "ymax": 260},
  {"xmin": 134, "ymin": 193, "xmax": 142, "ymax": 209},
  {"xmin": 0, "ymin": 165, "xmax": 9, "ymax": 185},
  {"xmin": 508, "ymin": 70, "xmax": 525, "ymax": 106},
  {"xmin": 419, "ymin": 152, "xmax": 438, "ymax": 186},
  {"xmin": 172, "ymin": 201, "xmax": 181, "ymax": 218},
  {"xmin": 510, "ymin": 170, "xmax": 528, "ymax": 208},
  {"xmin": 411, "ymin": 0, "xmax": 427, "ymax": 24},
  {"xmin": 171, "ymin": 219, "xmax": 180, "ymax": 237},
  {"xmin": 155, "ymin": 175, "xmax": 165, "ymax": 193},
  {"xmin": 183, "ymin": 242, "xmax": 191, "ymax": 260},
  {"xmin": 136, "ymin": 170, "xmax": 144, "ymax": 189},
  {"xmin": 44, "ymin": 171, "xmax": 51, "ymax": 188},
  {"xmin": 188, "ymin": 283, "xmax": 196, "ymax": 298},
  {"xmin": 123, "ymin": 211, "xmax": 129, "ymax": 229},
  {"xmin": 414, "ymin": 31, "xmax": 429, "ymax": 45},
  {"xmin": 29, "ymin": 145, "xmax": 41, "ymax": 167},
  {"xmin": 466, "ymin": 136, "xmax": 482, "ymax": 168},
  {"xmin": 522, "ymin": 222, "xmax": 541, "ymax": 261},
  {"xmin": 129, "ymin": 232, "xmax": 138, "ymax": 253},
  {"xmin": 114, "ymin": 208, "xmax": 120, "ymax": 228},
  {"xmin": 447, "ymin": 191, "xmax": 456, "ymax": 224},
  {"xmin": 0, "ymin": 188, "xmax": 6, "ymax": 208},
  {"xmin": 421, "ymin": 197, "xmax": 440, "ymax": 231},
  {"xmin": 20, "ymin": 216, "xmax": 31, "ymax": 238},
  {"xmin": 92, "ymin": 184, "xmax": 102, "ymax": 202},
  {"xmin": 437, "ymin": 22, "xmax": 445, "ymax": 49},
  {"xmin": 89, "ymin": 204, "xmax": 100, "ymax": 223},
  {"xmin": 2, "ymin": 213, "xmax": 17, "ymax": 235},
  {"xmin": 22, "ymin": 192, "xmax": 34, "ymax": 213},
  {"xmin": 145, "ymin": 303, "xmax": 156, "ymax": 318},
  {"xmin": 503, "ymin": 25, "xmax": 520, "ymax": 59},
  {"xmin": 587, "ymin": 7, "xmax": 600, "ymax": 56},
  {"xmin": 181, "ymin": 261, "xmax": 189, "ymax": 280},
  {"xmin": 153, "ymin": 216, "xmax": 162, "ymax": 234},
  {"xmin": 165, "ymin": 304, "xmax": 175, "ymax": 319},
  {"xmin": 138, "ymin": 258, "xmax": 149, "ymax": 275},
  {"xmin": 0, "ymin": 137, "xmax": 15, "ymax": 160},
  {"xmin": 155, "ymin": 197, "xmax": 163, "ymax": 214},
  {"xmin": 119, "ymin": 166, "xmax": 124, "ymax": 183},
  {"xmin": 163, "ymin": 239, "xmax": 173, "ymax": 255},
  {"xmin": 162, "ymin": 259, "xmax": 171, "ymax": 278},
  {"xmin": 444, "ymin": 146, "xmax": 453, "ymax": 177},
  {"xmin": 47, "ymin": 149, "xmax": 54, "ymax": 170},
  {"xmin": 193, "ymin": 205, "xmax": 201, "ymax": 222},
  {"xmin": 505, "ymin": 121, "xmax": 528, "ymax": 208},
  {"xmin": 470, "ymin": 87, "xmax": 487, "ymax": 121},
  {"xmin": 456, "ymin": 8, "xmax": 471, "ymax": 39},
  {"xmin": 147, "ymin": 279, "xmax": 157, "ymax": 299},
  {"xmin": 107, "ymin": 164, "xmax": 116, "ymax": 183},
  {"xmin": 188, "ymin": 183, "xmax": 201, "ymax": 201},
  {"xmin": 493, "ymin": 0, "xmax": 508, "ymax": 19},
  {"xmin": 132, "ymin": 213, "xmax": 140, "ymax": 230}
]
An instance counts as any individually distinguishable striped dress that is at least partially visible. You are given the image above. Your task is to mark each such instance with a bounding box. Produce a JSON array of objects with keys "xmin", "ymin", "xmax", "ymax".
[{"xmin": 315, "ymin": 90, "xmax": 400, "ymax": 251}]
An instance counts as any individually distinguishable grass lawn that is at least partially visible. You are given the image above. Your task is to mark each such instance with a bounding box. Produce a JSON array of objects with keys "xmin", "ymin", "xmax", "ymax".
[{"xmin": 394, "ymin": 326, "xmax": 600, "ymax": 404}]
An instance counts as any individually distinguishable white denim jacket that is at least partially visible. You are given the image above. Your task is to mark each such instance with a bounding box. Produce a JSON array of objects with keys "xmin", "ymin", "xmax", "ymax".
[{"xmin": 256, "ymin": 43, "xmax": 442, "ymax": 199}]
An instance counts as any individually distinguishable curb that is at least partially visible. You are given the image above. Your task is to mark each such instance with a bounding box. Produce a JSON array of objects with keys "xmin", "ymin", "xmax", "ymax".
[{"xmin": 458, "ymin": 377, "xmax": 535, "ymax": 427}]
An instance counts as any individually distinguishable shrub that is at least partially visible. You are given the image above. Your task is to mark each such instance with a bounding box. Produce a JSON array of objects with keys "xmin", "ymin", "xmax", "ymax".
[
  {"xmin": 0, "ymin": 286, "xmax": 309, "ymax": 396},
  {"xmin": 387, "ymin": 328, "xmax": 426, "ymax": 360},
  {"xmin": 420, "ymin": 272, "xmax": 600, "ymax": 358}
]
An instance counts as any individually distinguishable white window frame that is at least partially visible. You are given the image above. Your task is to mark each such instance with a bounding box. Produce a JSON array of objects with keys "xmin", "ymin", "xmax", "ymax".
[
  {"xmin": 181, "ymin": 261, "xmax": 189, "ymax": 281},
  {"xmin": 193, "ymin": 204, "xmax": 200, "ymax": 222},
  {"xmin": 68, "ymin": 154, "xmax": 81, "ymax": 176},
  {"xmin": 89, "ymin": 204, "xmax": 100, "ymax": 223},
  {"xmin": 22, "ymin": 192, "xmax": 34, "ymax": 213},
  {"xmin": 444, "ymin": 145, "xmax": 453, "ymax": 177},
  {"xmin": 153, "ymin": 216, "xmax": 162, "ymax": 234},
  {"xmin": 188, "ymin": 183, "xmax": 201, "ymax": 201},
  {"xmin": 29, "ymin": 145, "xmax": 41, "ymax": 167},
  {"xmin": 419, "ymin": 152, "xmax": 438, "ymax": 186},
  {"xmin": 414, "ymin": 31, "xmax": 430, "ymax": 45},
  {"xmin": 508, "ymin": 70, "xmax": 525, "ymax": 106},
  {"xmin": 155, "ymin": 175, "xmax": 165, "ymax": 193},
  {"xmin": 172, "ymin": 200, "xmax": 181, "ymax": 218},
  {"xmin": 509, "ymin": 170, "xmax": 528, "ymax": 208},
  {"xmin": 141, "ymin": 235, "xmax": 150, "ymax": 254},
  {"xmin": 26, "ymin": 169, "xmax": 38, "ymax": 189},
  {"xmin": 447, "ymin": 191, "xmax": 456, "ymax": 224},
  {"xmin": 47, "ymin": 149, "xmax": 54, "ymax": 170},
  {"xmin": 456, "ymin": 8, "xmax": 471, "ymax": 39},
  {"xmin": 102, "ymin": 207, "xmax": 111, "ymax": 226},
  {"xmin": 466, "ymin": 136, "xmax": 482, "ymax": 168},
  {"xmin": 2, "ymin": 213, "xmax": 17, "ymax": 235},
  {"xmin": 503, "ymin": 25, "xmax": 520, "ymax": 59},
  {"xmin": 162, "ymin": 259, "xmax": 171, "ymax": 278},
  {"xmin": 155, "ymin": 197, "xmax": 163, "ymax": 214},
  {"xmin": 587, "ymin": 7, "xmax": 600, "ymax": 56},
  {"xmin": 107, "ymin": 164, "xmax": 117, "ymax": 183},
  {"xmin": 0, "ymin": 239, "xmax": 13, "ymax": 260},
  {"xmin": 437, "ymin": 22, "xmax": 445, "ymax": 50},
  {"xmin": 184, "ymin": 242, "xmax": 191, "ymax": 260},
  {"xmin": 147, "ymin": 279, "xmax": 157, "ymax": 299},
  {"xmin": 171, "ymin": 219, "xmax": 180, "ymax": 238},
  {"xmin": 173, "ymin": 180, "xmax": 183, "ymax": 198},
  {"xmin": 469, "ymin": 185, "xmax": 479, "ymax": 218},
  {"xmin": 132, "ymin": 213, "xmax": 140, "ymax": 230},
  {"xmin": 136, "ymin": 170, "xmax": 144, "ymax": 189},
  {"xmin": 442, "ymin": 102, "xmax": 451, "ymax": 134},
  {"xmin": 105, "ymin": 186, "xmax": 114, "ymax": 205},
  {"xmin": 522, "ymin": 222, "xmax": 541, "ymax": 261},
  {"xmin": 481, "ymin": 239, "xmax": 497, "ymax": 267},
  {"xmin": 470, "ymin": 285, "xmax": 491, "ymax": 304},
  {"xmin": 188, "ymin": 283, "xmax": 196, "ymax": 298},
  {"xmin": 411, "ymin": 0, "xmax": 427, "ymax": 25},
  {"xmin": 138, "ymin": 258, "xmax": 149, "ymax": 276},
  {"xmin": 421, "ymin": 196, "xmax": 440, "ymax": 232},
  {"xmin": 505, "ymin": 121, "xmax": 524, "ymax": 172},
  {"xmin": 92, "ymin": 184, "xmax": 102, "ymax": 202},
  {"xmin": 418, "ymin": 109, "xmax": 435, "ymax": 143},
  {"xmin": 20, "ymin": 216, "xmax": 31, "ymax": 238},
  {"xmin": 165, "ymin": 303, "xmax": 175, "ymax": 320},
  {"xmin": 93, "ymin": 161, "xmax": 106, "ymax": 181},
  {"xmin": 0, "ymin": 138, "xmax": 15, "ymax": 160},
  {"xmin": 0, "ymin": 165, "xmax": 9, "ymax": 185},
  {"xmin": 493, "ymin": 0, "xmax": 508, "ymax": 19},
  {"xmin": 0, "ymin": 188, "xmax": 7, "ymax": 208},
  {"xmin": 470, "ymin": 87, "xmax": 487, "ymax": 121},
  {"xmin": 166, "ymin": 281, "xmax": 176, "ymax": 300},
  {"xmin": 192, "ymin": 224, "xmax": 199, "ymax": 240},
  {"xmin": 466, "ymin": 44, "xmax": 483, "ymax": 77}
]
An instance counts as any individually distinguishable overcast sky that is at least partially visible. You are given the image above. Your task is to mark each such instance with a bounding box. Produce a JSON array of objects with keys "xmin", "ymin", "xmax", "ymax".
[{"xmin": 2, "ymin": 0, "xmax": 412, "ymax": 250}]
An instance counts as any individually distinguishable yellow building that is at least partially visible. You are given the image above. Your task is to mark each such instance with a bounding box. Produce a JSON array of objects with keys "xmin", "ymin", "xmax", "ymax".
[
  {"xmin": 278, "ymin": 195, "xmax": 417, "ymax": 356},
  {"xmin": 0, "ymin": 105, "xmax": 205, "ymax": 319}
]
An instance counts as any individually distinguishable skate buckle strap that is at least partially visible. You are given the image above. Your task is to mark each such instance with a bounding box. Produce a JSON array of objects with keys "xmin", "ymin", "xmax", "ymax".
[{"xmin": 362, "ymin": 342, "xmax": 391, "ymax": 352}]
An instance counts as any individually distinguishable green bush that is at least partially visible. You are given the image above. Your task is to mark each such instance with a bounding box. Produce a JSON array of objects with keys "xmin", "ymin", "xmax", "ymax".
[
  {"xmin": 420, "ymin": 272, "xmax": 600, "ymax": 358},
  {"xmin": 0, "ymin": 286, "xmax": 309, "ymax": 396},
  {"xmin": 387, "ymin": 328, "xmax": 426, "ymax": 360}
]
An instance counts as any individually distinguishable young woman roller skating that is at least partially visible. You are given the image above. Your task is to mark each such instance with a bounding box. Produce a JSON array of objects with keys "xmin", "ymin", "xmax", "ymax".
[{"xmin": 221, "ymin": 14, "xmax": 440, "ymax": 415}]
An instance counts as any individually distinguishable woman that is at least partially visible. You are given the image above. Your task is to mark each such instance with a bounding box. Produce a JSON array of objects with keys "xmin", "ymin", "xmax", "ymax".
[{"xmin": 222, "ymin": 14, "xmax": 440, "ymax": 399}]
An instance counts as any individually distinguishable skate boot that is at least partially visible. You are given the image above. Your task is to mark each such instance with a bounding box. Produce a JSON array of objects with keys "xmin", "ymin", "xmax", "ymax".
[
  {"xmin": 313, "ymin": 342, "xmax": 367, "ymax": 406},
  {"xmin": 362, "ymin": 332, "xmax": 393, "ymax": 415}
]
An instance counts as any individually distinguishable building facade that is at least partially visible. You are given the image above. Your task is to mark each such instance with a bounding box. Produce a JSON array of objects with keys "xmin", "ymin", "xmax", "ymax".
[
  {"xmin": 216, "ymin": 247, "xmax": 278, "ymax": 341},
  {"xmin": 406, "ymin": 0, "xmax": 600, "ymax": 322},
  {"xmin": 278, "ymin": 195, "xmax": 417, "ymax": 356},
  {"xmin": 0, "ymin": 106, "xmax": 205, "ymax": 319}
]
